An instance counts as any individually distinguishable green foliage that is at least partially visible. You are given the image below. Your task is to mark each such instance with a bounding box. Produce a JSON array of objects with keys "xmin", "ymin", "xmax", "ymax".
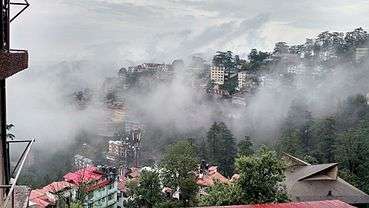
[
  {"xmin": 198, "ymin": 182, "xmax": 242, "ymax": 206},
  {"xmin": 222, "ymin": 76, "xmax": 238, "ymax": 95},
  {"xmin": 160, "ymin": 140, "xmax": 199, "ymax": 206},
  {"xmin": 70, "ymin": 201, "xmax": 84, "ymax": 208},
  {"xmin": 247, "ymin": 49, "xmax": 270, "ymax": 71},
  {"xmin": 238, "ymin": 136, "xmax": 254, "ymax": 156},
  {"xmin": 212, "ymin": 51, "xmax": 236, "ymax": 72},
  {"xmin": 153, "ymin": 200, "xmax": 183, "ymax": 208},
  {"xmin": 125, "ymin": 170, "xmax": 163, "ymax": 208},
  {"xmin": 207, "ymin": 122, "xmax": 237, "ymax": 177},
  {"xmin": 335, "ymin": 121, "xmax": 369, "ymax": 193},
  {"xmin": 277, "ymin": 94, "xmax": 369, "ymax": 194},
  {"xmin": 235, "ymin": 147, "xmax": 288, "ymax": 204},
  {"xmin": 277, "ymin": 128, "xmax": 303, "ymax": 156},
  {"xmin": 312, "ymin": 117, "xmax": 336, "ymax": 163},
  {"xmin": 206, "ymin": 80, "xmax": 215, "ymax": 93}
]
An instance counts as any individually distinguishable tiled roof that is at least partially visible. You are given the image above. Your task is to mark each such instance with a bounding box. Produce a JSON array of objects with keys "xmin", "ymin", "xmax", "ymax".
[
  {"xmin": 201, "ymin": 200, "xmax": 355, "ymax": 208},
  {"xmin": 42, "ymin": 181, "xmax": 75, "ymax": 193},
  {"xmin": 197, "ymin": 166, "xmax": 229, "ymax": 187},
  {"xmin": 63, "ymin": 166, "xmax": 112, "ymax": 192},
  {"xmin": 63, "ymin": 166, "xmax": 102, "ymax": 185},
  {"xmin": 29, "ymin": 189, "xmax": 55, "ymax": 208}
]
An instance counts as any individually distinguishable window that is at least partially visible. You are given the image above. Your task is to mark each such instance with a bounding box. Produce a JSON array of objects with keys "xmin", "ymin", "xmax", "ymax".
[{"xmin": 108, "ymin": 193, "xmax": 115, "ymax": 201}]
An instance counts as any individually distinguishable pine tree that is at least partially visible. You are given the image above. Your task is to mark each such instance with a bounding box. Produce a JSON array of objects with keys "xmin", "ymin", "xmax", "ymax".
[{"xmin": 206, "ymin": 122, "xmax": 237, "ymax": 177}]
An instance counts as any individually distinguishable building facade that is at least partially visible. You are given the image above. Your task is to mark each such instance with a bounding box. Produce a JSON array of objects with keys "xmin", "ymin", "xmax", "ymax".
[
  {"xmin": 64, "ymin": 166, "xmax": 119, "ymax": 208},
  {"xmin": 210, "ymin": 66, "xmax": 226, "ymax": 85}
]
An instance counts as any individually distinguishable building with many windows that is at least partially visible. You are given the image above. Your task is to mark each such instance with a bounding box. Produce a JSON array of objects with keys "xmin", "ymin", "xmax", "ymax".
[
  {"xmin": 64, "ymin": 166, "xmax": 119, "ymax": 208},
  {"xmin": 210, "ymin": 66, "xmax": 226, "ymax": 85},
  {"xmin": 237, "ymin": 71, "xmax": 257, "ymax": 91}
]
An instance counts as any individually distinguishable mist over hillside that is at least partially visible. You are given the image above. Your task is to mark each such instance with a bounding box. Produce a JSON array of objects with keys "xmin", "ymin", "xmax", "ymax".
[{"xmin": 7, "ymin": 29, "xmax": 368, "ymax": 164}]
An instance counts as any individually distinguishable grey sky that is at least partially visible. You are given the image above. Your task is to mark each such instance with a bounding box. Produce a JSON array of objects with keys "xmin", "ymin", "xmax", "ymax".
[
  {"xmin": 4, "ymin": 0, "xmax": 369, "ymax": 151},
  {"xmin": 9, "ymin": 0, "xmax": 369, "ymax": 65}
]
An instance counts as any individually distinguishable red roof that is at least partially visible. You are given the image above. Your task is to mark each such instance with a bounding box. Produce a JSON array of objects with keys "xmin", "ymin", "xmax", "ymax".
[
  {"xmin": 202, "ymin": 200, "xmax": 355, "ymax": 208},
  {"xmin": 197, "ymin": 166, "xmax": 229, "ymax": 187},
  {"xmin": 29, "ymin": 189, "xmax": 56, "ymax": 208},
  {"xmin": 63, "ymin": 166, "xmax": 111, "ymax": 192},
  {"xmin": 63, "ymin": 166, "xmax": 102, "ymax": 185},
  {"xmin": 42, "ymin": 181, "xmax": 75, "ymax": 193}
]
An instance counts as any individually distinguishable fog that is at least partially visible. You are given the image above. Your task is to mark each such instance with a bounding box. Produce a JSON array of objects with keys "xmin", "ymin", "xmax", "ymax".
[{"xmin": 4, "ymin": 0, "xmax": 369, "ymax": 165}]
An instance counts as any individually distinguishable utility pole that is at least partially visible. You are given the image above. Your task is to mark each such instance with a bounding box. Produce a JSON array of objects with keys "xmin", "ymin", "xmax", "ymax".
[
  {"xmin": 0, "ymin": 0, "xmax": 29, "ymax": 204},
  {"xmin": 0, "ymin": 0, "xmax": 11, "ymax": 201}
]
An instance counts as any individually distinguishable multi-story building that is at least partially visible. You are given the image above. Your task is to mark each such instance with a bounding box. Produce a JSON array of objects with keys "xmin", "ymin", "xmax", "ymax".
[
  {"xmin": 210, "ymin": 66, "xmax": 226, "ymax": 85},
  {"xmin": 107, "ymin": 141, "xmax": 128, "ymax": 164},
  {"xmin": 74, "ymin": 154, "xmax": 94, "ymax": 170},
  {"xmin": 64, "ymin": 166, "xmax": 119, "ymax": 208},
  {"xmin": 237, "ymin": 71, "xmax": 258, "ymax": 92}
]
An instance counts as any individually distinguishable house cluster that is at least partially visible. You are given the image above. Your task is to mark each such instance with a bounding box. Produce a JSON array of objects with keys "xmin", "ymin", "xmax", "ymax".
[
  {"xmin": 201, "ymin": 154, "xmax": 369, "ymax": 207},
  {"xmin": 117, "ymin": 153, "xmax": 369, "ymax": 207},
  {"xmin": 106, "ymin": 121, "xmax": 143, "ymax": 169},
  {"xmin": 29, "ymin": 166, "xmax": 119, "ymax": 208},
  {"xmin": 126, "ymin": 63, "xmax": 171, "ymax": 73},
  {"xmin": 209, "ymin": 65, "xmax": 258, "ymax": 104},
  {"xmin": 27, "ymin": 152, "xmax": 369, "ymax": 208}
]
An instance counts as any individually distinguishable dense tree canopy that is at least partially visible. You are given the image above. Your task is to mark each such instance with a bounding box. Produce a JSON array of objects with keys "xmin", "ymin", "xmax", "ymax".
[
  {"xmin": 207, "ymin": 122, "xmax": 237, "ymax": 177},
  {"xmin": 160, "ymin": 140, "xmax": 199, "ymax": 206}
]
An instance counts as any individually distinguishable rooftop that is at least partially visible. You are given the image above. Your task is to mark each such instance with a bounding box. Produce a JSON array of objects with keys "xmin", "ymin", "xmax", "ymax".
[
  {"xmin": 197, "ymin": 166, "xmax": 229, "ymax": 187},
  {"xmin": 283, "ymin": 153, "xmax": 369, "ymax": 205},
  {"xmin": 201, "ymin": 200, "xmax": 354, "ymax": 208}
]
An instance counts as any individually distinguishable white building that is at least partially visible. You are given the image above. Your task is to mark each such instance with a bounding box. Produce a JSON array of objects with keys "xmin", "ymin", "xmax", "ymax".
[
  {"xmin": 210, "ymin": 66, "xmax": 226, "ymax": 85},
  {"xmin": 107, "ymin": 140, "xmax": 127, "ymax": 162},
  {"xmin": 237, "ymin": 71, "xmax": 257, "ymax": 91},
  {"xmin": 74, "ymin": 154, "xmax": 94, "ymax": 170}
]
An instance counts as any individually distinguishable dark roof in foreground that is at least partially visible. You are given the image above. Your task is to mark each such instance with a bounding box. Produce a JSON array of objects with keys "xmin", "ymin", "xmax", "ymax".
[
  {"xmin": 200, "ymin": 200, "xmax": 355, "ymax": 208},
  {"xmin": 283, "ymin": 153, "xmax": 369, "ymax": 205}
]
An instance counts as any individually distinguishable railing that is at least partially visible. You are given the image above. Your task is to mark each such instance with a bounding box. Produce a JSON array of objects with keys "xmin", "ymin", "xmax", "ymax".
[{"xmin": 1, "ymin": 139, "xmax": 35, "ymax": 208}]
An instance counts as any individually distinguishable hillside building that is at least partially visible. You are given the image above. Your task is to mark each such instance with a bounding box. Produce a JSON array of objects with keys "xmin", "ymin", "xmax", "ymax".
[
  {"xmin": 74, "ymin": 154, "xmax": 94, "ymax": 170},
  {"xmin": 64, "ymin": 166, "xmax": 119, "ymax": 208},
  {"xmin": 283, "ymin": 154, "xmax": 369, "ymax": 206},
  {"xmin": 210, "ymin": 66, "xmax": 226, "ymax": 85},
  {"xmin": 237, "ymin": 71, "xmax": 258, "ymax": 91}
]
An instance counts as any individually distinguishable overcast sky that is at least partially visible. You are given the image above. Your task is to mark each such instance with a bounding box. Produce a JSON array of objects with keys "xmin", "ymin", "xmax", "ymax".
[
  {"xmin": 9, "ymin": 0, "xmax": 369, "ymax": 66},
  {"xmin": 4, "ymin": 0, "xmax": 369, "ymax": 150}
]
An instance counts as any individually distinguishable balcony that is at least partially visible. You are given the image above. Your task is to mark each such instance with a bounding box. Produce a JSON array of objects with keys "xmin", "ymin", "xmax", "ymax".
[{"xmin": 0, "ymin": 49, "xmax": 28, "ymax": 79}]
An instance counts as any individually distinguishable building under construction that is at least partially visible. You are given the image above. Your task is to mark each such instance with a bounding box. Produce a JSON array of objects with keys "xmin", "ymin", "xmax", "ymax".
[{"xmin": 0, "ymin": 0, "xmax": 33, "ymax": 207}]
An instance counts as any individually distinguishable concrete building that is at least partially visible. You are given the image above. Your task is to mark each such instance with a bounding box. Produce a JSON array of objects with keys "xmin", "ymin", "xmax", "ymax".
[
  {"xmin": 64, "ymin": 166, "xmax": 119, "ymax": 208},
  {"xmin": 210, "ymin": 66, "xmax": 226, "ymax": 85},
  {"xmin": 237, "ymin": 71, "xmax": 258, "ymax": 91},
  {"xmin": 356, "ymin": 47, "xmax": 369, "ymax": 63},
  {"xmin": 283, "ymin": 153, "xmax": 369, "ymax": 206},
  {"xmin": 106, "ymin": 141, "xmax": 128, "ymax": 164},
  {"xmin": 74, "ymin": 154, "xmax": 94, "ymax": 170}
]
